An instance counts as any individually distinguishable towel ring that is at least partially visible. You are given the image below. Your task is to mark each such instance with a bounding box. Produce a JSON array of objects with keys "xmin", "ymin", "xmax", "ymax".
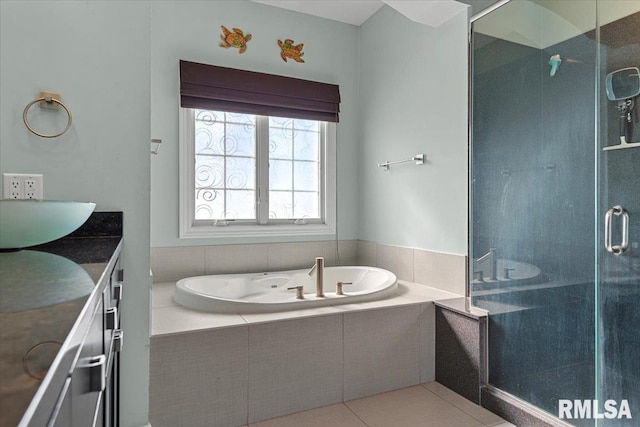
[{"xmin": 23, "ymin": 96, "xmax": 73, "ymax": 138}]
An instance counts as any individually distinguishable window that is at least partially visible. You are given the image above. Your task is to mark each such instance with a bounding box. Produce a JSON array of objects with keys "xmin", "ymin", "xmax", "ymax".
[
  {"xmin": 178, "ymin": 60, "xmax": 340, "ymax": 238},
  {"xmin": 180, "ymin": 108, "xmax": 336, "ymax": 238}
]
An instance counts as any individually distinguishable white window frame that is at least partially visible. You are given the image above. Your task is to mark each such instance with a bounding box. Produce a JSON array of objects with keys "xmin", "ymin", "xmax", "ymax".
[{"xmin": 179, "ymin": 108, "xmax": 337, "ymax": 238}]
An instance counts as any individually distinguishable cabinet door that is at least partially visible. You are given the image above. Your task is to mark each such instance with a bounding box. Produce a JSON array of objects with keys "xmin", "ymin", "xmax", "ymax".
[
  {"xmin": 69, "ymin": 296, "xmax": 105, "ymax": 426},
  {"xmin": 104, "ymin": 259, "xmax": 122, "ymax": 427},
  {"xmin": 48, "ymin": 378, "xmax": 72, "ymax": 427},
  {"xmin": 103, "ymin": 344, "xmax": 119, "ymax": 427}
]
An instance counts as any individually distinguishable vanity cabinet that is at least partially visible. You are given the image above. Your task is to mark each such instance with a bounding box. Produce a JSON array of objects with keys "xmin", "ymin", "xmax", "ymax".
[{"xmin": 14, "ymin": 242, "xmax": 123, "ymax": 427}]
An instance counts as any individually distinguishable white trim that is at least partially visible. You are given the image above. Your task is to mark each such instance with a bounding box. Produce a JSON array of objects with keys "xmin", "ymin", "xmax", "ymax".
[
  {"xmin": 256, "ymin": 115, "xmax": 269, "ymax": 225},
  {"xmin": 180, "ymin": 222, "xmax": 335, "ymax": 238},
  {"xmin": 324, "ymin": 121, "xmax": 337, "ymax": 235},
  {"xmin": 179, "ymin": 109, "xmax": 336, "ymax": 239},
  {"xmin": 179, "ymin": 107, "xmax": 195, "ymax": 240}
]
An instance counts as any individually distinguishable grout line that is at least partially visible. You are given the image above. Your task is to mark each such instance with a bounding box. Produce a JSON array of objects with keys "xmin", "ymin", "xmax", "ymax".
[
  {"xmin": 202, "ymin": 246, "xmax": 207, "ymax": 275},
  {"xmin": 343, "ymin": 402, "xmax": 372, "ymax": 427},
  {"xmin": 265, "ymin": 243, "xmax": 271, "ymax": 271},
  {"xmin": 421, "ymin": 382, "xmax": 504, "ymax": 426},
  {"xmin": 421, "ymin": 385, "xmax": 488, "ymax": 423}
]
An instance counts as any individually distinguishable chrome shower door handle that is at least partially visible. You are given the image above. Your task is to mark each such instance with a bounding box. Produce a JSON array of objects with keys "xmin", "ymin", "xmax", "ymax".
[{"xmin": 605, "ymin": 206, "xmax": 629, "ymax": 255}]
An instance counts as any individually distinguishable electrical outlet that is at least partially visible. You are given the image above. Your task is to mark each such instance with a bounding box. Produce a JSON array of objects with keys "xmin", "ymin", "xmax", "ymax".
[
  {"xmin": 24, "ymin": 175, "xmax": 43, "ymax": 199},
  {"xmin": 2, "ymin": 173, "xmax": 44, "ymax": 199},
  {"xmin": 3, "ymin": 174, "xmax": 23, "ymax": 199}
]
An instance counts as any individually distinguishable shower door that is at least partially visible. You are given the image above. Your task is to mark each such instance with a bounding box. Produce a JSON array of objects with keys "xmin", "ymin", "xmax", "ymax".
[
  {"xmin": 596, "ymin": 1, "xmax": 640, "ymax": 425},
  {"xmin": 469, "ymin": 0, "xmax": 640, "ymax": 425}
]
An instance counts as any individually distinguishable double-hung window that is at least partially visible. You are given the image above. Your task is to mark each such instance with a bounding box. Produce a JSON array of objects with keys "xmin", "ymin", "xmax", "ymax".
[{"xmin": 178, "ymin": 61, "xmax": 340, "ymax": 238}]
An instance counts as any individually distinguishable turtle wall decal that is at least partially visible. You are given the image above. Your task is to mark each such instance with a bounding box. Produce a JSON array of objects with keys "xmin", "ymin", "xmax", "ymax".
[
  {"xmin": 219, "ymin": 26, "xmax": 251, "ymax": 54},
  {"xmin": 278, "ymin": 39, "xmax": 305, "ymax": 63}
]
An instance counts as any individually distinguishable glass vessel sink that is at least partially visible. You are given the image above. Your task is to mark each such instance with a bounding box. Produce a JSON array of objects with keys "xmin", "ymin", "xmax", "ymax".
[{"xmin": 0, "ymin": 200, "xmax": 96, "ymax": 249}]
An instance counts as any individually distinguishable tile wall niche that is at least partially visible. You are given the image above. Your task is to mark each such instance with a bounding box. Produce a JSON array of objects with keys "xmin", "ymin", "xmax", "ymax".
[{"xmin": 151, "ymin": 240, "xmax": 466, "ymax": 295}]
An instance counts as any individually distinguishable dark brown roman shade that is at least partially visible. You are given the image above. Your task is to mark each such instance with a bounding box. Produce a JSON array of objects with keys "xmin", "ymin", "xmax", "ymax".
[{"xmin": 180, "ymin": 60, "xmax": 341, "ymax": 122}]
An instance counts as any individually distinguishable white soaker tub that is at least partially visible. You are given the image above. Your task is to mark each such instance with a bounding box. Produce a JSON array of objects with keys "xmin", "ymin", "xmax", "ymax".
[{"xmin": 174, "ymin": 266, "xmax": 398, "ymax": 313}]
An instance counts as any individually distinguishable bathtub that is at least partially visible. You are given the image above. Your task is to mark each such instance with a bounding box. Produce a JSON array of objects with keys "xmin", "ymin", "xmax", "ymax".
[{"xmin": 174, "ymin": 266, "xmax": 398, "ymax": 313}]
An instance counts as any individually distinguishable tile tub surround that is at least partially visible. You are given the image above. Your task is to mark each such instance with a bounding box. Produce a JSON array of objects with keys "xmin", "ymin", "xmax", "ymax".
[
  {"xmin": 149, "ymin": 281, "xmax": 460, "ymax": 426},
  {"xmin": 151, "ymin": 241, "xmax": 466, "ymax": 295}
]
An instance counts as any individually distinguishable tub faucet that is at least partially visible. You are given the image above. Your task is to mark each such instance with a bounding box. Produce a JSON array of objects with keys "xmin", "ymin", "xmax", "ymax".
[
  {"xmin": 308, "ymin": 257, "xmax": 325, "ymax": 297},
  {"xmin": 475, "ymin": 248, "xmax": 498, "ymax": 281}
]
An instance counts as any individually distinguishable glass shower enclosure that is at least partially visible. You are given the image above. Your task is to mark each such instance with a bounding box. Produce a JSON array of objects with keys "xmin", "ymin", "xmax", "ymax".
[{"xmin": 469, "ymin": 1, "xmax": 639, "ymax": 425}]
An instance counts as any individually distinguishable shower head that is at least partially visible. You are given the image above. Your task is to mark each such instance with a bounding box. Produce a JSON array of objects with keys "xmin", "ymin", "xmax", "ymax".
[{"xmin": 549, "ymin": 54, "xmax": 561, "ymax": 77}]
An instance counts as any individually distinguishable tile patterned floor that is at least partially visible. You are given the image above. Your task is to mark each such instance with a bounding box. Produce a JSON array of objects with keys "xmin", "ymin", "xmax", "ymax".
[{"xmin": 246, "ymin": 382, "xmax": 514, "ymax": 427}]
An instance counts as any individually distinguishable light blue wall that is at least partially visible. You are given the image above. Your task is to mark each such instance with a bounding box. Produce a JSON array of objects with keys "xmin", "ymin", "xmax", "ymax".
[
  {"xmin": 357, "ymin": 6, "xmax": 469, "ymax": 255},
  {"xmin": 149, "ymin": 2, "xmax": 470, "ymax": 254},
  {"xmin": 150, "ymin": 0, "xmax": 360, "ymax": 247},
  {"xmin": 0, "ymin": 2, "xmax": 151, "ymax": 426}
]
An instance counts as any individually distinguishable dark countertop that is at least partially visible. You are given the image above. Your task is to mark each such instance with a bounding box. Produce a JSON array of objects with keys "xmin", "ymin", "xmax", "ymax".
[{"xmin": 0, "ymin": 212, "xmax": 122, "ymax": 427}]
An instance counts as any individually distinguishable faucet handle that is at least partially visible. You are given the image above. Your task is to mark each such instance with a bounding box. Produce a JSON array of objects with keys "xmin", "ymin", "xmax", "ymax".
[
  {"xmin": 287, "ymin": 286, "xmax": 304, "ymax": 299},
  {"xmin": 503, "ymin": 268, "xmax": 516, "ymax": 280},
  {"xmin": 336, "ymin": 281, "xmax": 353, "ymax": 295}
]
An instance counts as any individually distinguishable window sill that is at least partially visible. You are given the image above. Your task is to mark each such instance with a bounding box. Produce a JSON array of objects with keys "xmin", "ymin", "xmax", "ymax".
[{"xmin": 180, "ymin": 223, "xmax": 336, "ymax": 239}]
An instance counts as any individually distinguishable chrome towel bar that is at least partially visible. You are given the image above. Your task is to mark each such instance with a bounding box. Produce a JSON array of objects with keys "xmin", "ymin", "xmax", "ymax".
[{"xmin": 378, "ymin": 154, "xmax": 425, "ymax": 171}]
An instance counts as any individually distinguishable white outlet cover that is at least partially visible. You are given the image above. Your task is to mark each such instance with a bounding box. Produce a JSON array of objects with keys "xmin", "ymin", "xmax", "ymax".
[
  {"xmin": 23, "ymin": 174, "xmax": 43, "ymax": 200},
  {"xmin": 2, "ymin": 173, "xmax": 44, "ymax": 200},
  {"xmin": 3, "ymin": 173, "xmax": 23, "ymax": 199}
]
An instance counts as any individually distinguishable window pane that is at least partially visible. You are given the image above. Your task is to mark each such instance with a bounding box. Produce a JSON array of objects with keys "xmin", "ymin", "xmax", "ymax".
[
  {"xmin": 269, "ymin": 191, "xmax": 293, "ymax": 219},
  {"xmin": 195, "ymin": 109, "xmax": 224, "ymax": 124},
  {"xmin": 195, "ymin": 120, "xmax": 224, "ymax": 155},
  {"xmin": 268, "ymin": 117, "xmax": 322, "ymax": 220},
  {"xmin": 195, "ymin": 188, "xmax": 224, "ymax": 220},
  {"xmin": 293, "ymin": 129, "xmax": 319, "ymax": 161},
  {"xmin": 269, "ymin": 116, "xmax": 293, "ymax": 129},
  {"xmin": 226, "ymin": 157, "xmax": 255, "ymax": 190},
  {"xmin": 269, "ymin": 159, "xmax": 292, "ymax": 190},
  {"xmin": 195, "ymin": 188, "xmax": 257, "ymax": 220},
  {"xmin": 226, "ymin": 112, "xmax": 255, "ymax": 125},
  {"xmin": 226, "ymin": 190, "xmax": 255, "ymax": 219},
  {"xmin": 195, "ymin": 155, "xmax": 224, "ymax": 188},
  {"xmin": 193, "ymin": 109, "xmax": 257, "ymax": 221},
  {"xmin": 294, "ymin": 161, "xmax": 318, "ymax": 191},
  {"xmin": 293, "ymin": 191, "xmax": 319, "ymax": 218},
  {"xmin": 293, "ymin": 119, "xmax": 318, "ymax": 132},
  {"xmin": 226, "ymin": 123, "xmax": 255, "ymax": 156},
  {"xmin": 269, "ymin": 126, "xmax": 293, "ymax": 159}
]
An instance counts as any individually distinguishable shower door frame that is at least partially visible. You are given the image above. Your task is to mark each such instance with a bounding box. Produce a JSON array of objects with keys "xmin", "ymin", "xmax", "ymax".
[{"xmin": 469, "ymin": 1, "xmax": 640, "ymax": 425}]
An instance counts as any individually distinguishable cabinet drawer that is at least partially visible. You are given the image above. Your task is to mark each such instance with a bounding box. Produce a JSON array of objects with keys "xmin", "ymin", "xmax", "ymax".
[{"xmin": 69, "ymin": 297, "xmax": 105, "ymax": 426}]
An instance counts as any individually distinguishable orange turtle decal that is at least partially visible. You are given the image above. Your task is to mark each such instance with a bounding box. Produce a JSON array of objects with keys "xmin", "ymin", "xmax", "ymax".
[
  {"xmin": 219, "ymin": 26, "xmax": 251, "ymax": 54},
  {"xmin": 278, "ymin": 39, "xmax": 305, "ymax": 63}
]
